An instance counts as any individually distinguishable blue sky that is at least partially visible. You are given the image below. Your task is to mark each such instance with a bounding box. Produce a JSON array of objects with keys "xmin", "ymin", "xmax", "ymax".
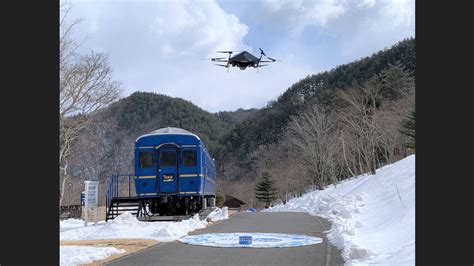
[{"xmin": 64, "ymin": 0, "xmax": 414, "ymax": 112}]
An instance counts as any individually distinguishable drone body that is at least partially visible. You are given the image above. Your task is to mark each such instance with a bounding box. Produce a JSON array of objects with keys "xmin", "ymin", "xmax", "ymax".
[{"xmin": 211, "ymin": 48, "xmax": 277, "ymax": 71}]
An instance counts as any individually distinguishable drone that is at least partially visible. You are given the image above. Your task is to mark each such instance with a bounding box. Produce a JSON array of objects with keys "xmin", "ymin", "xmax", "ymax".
[{"xmin": 211, "ymin": 48, "xmax": 278, "ymax": 71}]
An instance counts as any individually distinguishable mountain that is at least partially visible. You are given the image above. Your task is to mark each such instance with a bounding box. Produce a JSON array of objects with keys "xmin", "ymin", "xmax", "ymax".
[
  {"xmin": 104, "ymin": 91, "xmax": 236, "ymax": 155},
  {"xmin": 219, "ymin": 38, "xmax": 415, "ymax": 163},
  {"xmin": 68, "ymin": 38, "xmax": 415, "ymax": 203},
  {"xmin": 67, "ymin": 91, "xmax": 258, "ymax": 185}
]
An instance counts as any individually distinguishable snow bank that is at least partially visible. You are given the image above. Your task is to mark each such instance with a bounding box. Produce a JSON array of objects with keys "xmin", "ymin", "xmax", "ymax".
[
  {"xmin": 206, "ymin": 207, "xmax": 229, "ymax": 222},
  {"xmin": 60, "ymin": 207, "xmax": 230, "ymax": 264},
  {"xmin": 60, "ymin": 207, "xmax": 229, "ymax": 242},
  {"xmin": 265, "ymin": 155, "xmax": 415, "ymax": 265},
  {"xmin": 60, "ymin": 218, "xmax": 84, "ymax": 229},
  {"xmin": 60, "ymin": 245, "xmax": 125, "ymax": 266},
  {"xmin": 60, "ymin": 212, "xmax": 207, "ymax": 242}
]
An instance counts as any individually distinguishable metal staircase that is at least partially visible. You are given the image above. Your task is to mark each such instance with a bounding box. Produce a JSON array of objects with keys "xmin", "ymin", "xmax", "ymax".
[{"xmin": 105, "ymin": 174, "xmax": 139, "ymax": 221}]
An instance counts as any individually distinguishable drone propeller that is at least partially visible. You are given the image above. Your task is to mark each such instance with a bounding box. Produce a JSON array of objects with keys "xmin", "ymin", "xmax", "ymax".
[
  {"xmin": 214, "ymin": 64, "xmax": 229, "ymax": 67},
  {"xmin": 200, "ymin": 57, "xmax": 224, "ymax": 61},
  {"xmin": 217, "ymin": 50, "xmax": 233, "ymax": 54},
  {"xmin": 211, "ymin": 57, "xmax": 228, "ymax": 62},
  {"xmin": 259, "ymin": 48, "xmax": 280, "ymax": 62}
]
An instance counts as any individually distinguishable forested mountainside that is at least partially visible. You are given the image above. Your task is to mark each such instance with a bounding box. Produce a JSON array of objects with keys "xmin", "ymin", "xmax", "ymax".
[
  {"xmin": 67, "ymin": 38, "xmax": 415, "ymax": 206},
  {"xmin": 108, "ymin": 92, "xmax": 233, "ymax": 155},
  {"xmin": 217, "ymin": 38, "xmax": 415, "ymax": 203},
  {"xmin": 218, "ymin": 38, "xmax": 415, "ymax": 162}
]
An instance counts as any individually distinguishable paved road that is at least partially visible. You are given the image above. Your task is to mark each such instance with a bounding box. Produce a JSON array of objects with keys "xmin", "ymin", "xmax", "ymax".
[{"xmin": 107, "ymin": 212, "xmax": 344, "ymax": 266}]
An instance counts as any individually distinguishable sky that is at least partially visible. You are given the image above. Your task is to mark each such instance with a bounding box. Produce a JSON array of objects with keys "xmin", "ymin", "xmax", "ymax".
[{"xmin": 62, "ymin": 0, "xmax": 415, "ymax": 113}]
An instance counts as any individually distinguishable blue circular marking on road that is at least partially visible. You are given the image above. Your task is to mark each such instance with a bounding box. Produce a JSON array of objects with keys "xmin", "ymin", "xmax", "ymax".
[{"xmin": 177, "ymin": 233, "xmax": 323, "ymax": 248}]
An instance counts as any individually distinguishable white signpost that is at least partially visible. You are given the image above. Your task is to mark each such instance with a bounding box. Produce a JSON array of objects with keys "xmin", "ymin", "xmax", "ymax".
[{"xmin": 84, "ymin": 180, "xmax": 99, "ymax": 227}]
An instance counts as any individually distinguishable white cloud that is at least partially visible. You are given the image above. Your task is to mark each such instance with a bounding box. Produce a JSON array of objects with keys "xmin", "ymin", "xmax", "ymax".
[
  {"xmin": 257, "ymin": 0, "xmax": 415, "ymax": 59},
  {"xmin": 64, "ymin": 0, "xmax": 312, "ymax": 112},
  {"xmin": 62, "ymin": 0, "xmax": 414, "ymax": 112},
  {"xmin": 327, "ymin": 0, "xmax": 415, "ymax": 59},
  {"xmin": 258, "ymin": 0, "xmax": 348, "ymax": 34}
]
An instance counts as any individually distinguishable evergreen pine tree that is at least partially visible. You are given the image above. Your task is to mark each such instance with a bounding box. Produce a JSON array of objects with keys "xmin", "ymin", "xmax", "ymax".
[
  {"xmin": 367, "ymin": 62, "xmax": 415, "ymax": 101},
  {"xmin": 255, "ymin": 171, "xmax": 278, "ymax": 208},
  {"xmin": 400, "ymin": 109, "xmax": 415, "ymax": 149}
]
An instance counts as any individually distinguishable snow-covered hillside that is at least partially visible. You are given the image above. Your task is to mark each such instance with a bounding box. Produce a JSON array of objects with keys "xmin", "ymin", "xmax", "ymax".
[{"xmin": 265, "ymin": 155, "xmax": 415, "ymax": 265}]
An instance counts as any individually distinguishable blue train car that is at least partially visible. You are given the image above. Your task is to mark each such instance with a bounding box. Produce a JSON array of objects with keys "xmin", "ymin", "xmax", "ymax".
[{"xmin": 134, "ymin": 127, "xmax": 216, "ymax": 215}]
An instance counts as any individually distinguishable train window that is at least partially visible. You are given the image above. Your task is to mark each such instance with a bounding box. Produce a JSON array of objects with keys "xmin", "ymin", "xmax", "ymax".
[
  {"xmin": 160, "ymin": 150, "xmax": 176, "ymax": 167},
  {"xmin": 183, "ymin": 149, "xmax": 197, "ymax": 167},
  {"xmin": 139, "ymin": 151, "xmax": 153, "ymax": 168}
]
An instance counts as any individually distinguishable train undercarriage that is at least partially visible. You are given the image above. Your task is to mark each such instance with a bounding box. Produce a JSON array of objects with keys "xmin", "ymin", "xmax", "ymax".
[
  {"xmin": 105, "ymin": 174, "xmax": 217, "ymax": 222},
  {"xmin": 137, "ymin": 195, "xmax": 216, "ymax": 217},
  {"xmin": 106, "ymin": 194, "xmax": 216, "ymax": 222}
]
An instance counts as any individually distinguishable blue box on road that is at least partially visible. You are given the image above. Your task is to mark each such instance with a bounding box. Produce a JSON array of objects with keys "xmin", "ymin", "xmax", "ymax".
[{"xmin": 239, "ymin": 236, "xmax": 252, "ymax": 245}]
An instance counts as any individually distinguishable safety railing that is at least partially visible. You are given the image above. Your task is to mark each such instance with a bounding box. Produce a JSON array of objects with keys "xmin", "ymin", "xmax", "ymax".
[{"xmin": 105, "ymin": 174, "xmax": 135, "ymax": 219}]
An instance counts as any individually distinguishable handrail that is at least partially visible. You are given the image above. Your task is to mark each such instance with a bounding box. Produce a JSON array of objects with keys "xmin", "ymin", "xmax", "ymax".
[{"xmin": 105, "ymin": 174, "xmax": 135, "ymax": 221}]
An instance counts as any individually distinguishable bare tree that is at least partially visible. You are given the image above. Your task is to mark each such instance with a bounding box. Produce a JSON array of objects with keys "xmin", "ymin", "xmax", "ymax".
[
  {"xmin": 59, "ymin": 4, "xmax": 121, "ymax": 206},
  {"xmin": 336, "ymin": 86, "xmax": 382, "ymax": 175},
  {"xmin": 287, "ymin": 105, "xmax": 341, "ymax": 188},
  {"xmin": 336, "ymin": 80, "xmax": 413, "ymax": 176}
]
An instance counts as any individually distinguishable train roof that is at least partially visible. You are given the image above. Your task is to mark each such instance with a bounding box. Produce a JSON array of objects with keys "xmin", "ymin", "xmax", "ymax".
[{"xmin": 135, "ymin": 127, "xmax": 201, "ymax": 142}]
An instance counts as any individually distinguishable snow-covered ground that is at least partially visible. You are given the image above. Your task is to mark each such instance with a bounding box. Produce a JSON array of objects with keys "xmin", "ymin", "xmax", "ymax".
[
  {"xmin": 60, "ymin": 218, "xmax": 106, "ymax": 232},
  {"xmin": 60, "ymin": 218, "xmax": 85, "ymax": 229},
  {"xmin": 265, "ymin": 155, "xmax": 415, "ymax": 265},
  {"xmin": 60, "ymin": 213, "xmax": 208, "ymax": 242},
  {"xmin": 60, "ymin": 245, "xmax": 125, "ymax": 266},
  {"xmin": 60, "ymin": 207, "xmax": 229, "ymax": 265}
]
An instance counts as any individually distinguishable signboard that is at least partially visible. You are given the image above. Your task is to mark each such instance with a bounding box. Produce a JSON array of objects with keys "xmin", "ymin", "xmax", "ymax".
[
  {"xmin": 84, "ymin": 180, "xmax": 99, "ymax": 227},
  {"xmin": 85, "ymin": 181, "xmax": 99, "ymax": 208}
]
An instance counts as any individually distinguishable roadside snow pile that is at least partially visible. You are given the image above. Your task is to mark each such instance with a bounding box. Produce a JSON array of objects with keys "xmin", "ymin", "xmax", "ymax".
[
  {"xmin": 60, "ymin": 218, "xmax": 84, "ymax": 229},
  {"xmin": 60, "ymin": 245, "xmax": 125, "ymax": 266},
  {"xmin": 265, "ymin": 155, "xmax": 415, "ymax": 265},
  {"xmin": 60, "ymin": 207, "xmax": 229, "ymax": 242},
  {"xmin": 60, "ymin": 212, "xmax": 207, "ymax": 242},
  {"xmin": 60, "ymin": 207, "xmax": 230, "ymax": 264},
  {"xmin": 206, "ymin": 207, "xmax": 229, "ymax": 222}
]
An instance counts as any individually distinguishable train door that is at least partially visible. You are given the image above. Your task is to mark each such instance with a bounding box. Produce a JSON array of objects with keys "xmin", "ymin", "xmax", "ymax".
[
  {"xmin": 136, "ymin": 148, "xmax": 156, "ymax": 195},
  {"xmin": 179, "ymin": 147, "xmax": 199, "ymax": 193},
  {"xmin": 157, "ymin": 146, "xmax": 179, "ymax": 193}
]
